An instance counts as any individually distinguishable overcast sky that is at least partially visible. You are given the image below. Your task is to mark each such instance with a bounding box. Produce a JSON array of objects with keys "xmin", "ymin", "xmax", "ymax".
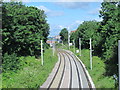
[{"xmin": 23, "ymin": 2, "xmax": 102, "ymax": 36}]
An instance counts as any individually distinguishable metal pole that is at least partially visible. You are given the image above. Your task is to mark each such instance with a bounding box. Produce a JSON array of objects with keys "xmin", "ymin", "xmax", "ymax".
[
  {"xmin": 69, "ymin": 32, "xmax": 70, "ymax": 49},
  {"xmin": 62, "ymin": 40, "xmax": 64, "ymax": 48},
  {"xmin": 118, "ymin": 40, "xmax": 120, "ymax": 90},
  {"xmin": 79, "ymin": 38, "xmax": 81, "ymax": 56},
  {"xmin": 53, "ymin": 43, "xmax": 55, "ymax": 56},
  {"xmin": 41, "ymin": 40, "xmax": 43, "ymax": 66},
  {"xmin": 73, "ymin": 40, "xmax": 75, "ymax": 53},
  {"xmin": 90, "ymin": 38, "xmax": 92, "ymax": 70},
  {"xmin": 68, "ymin": 31, "xmax": 70, "ymax": 49},
  {"xmin": 68, "ymin": 31, "xmax": 69, "ymax": 49}
]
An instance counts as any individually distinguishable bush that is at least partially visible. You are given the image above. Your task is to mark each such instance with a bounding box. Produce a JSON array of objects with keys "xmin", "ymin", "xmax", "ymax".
[
  {"xmin": 2, "ymin": 49, "xmax": 58, "ymax": 88},
  {"xmin": 2, "ymin": 53, "xmax": 20, "ymax": 72}
]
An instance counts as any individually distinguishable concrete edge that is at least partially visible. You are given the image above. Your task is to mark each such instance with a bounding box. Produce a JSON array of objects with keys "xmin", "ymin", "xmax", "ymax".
[
  {"xmin": 64, "ymin": 49, "xmax": 96, "ymax": 89},
  {"xmin": 75, "ymin": 54, "xmax": 96, "ymax": 88},
  {"xmin": 40, "ymin": 53, "xmax": 60, "ymax": 88}
]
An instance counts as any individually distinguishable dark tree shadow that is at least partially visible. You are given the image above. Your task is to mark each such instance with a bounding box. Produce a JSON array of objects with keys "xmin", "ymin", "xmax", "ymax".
[{"xmin": 104, "ymin": 46, "xmax": 118, "ymax": 76}]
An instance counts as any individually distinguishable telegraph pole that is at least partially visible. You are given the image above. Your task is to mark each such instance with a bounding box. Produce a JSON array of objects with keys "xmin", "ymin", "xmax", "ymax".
[
  {"xmin": 41, "ymin": 40, "xmax": 43, "ymax": 66},
  {"xmin": 79, "ymin": 38, "xmax": 81, "ymax": 56},
  {"xmin": 118, "ymin": 40, "xmax": 120, "ymax": 90},
  {"xmin": 90, "ymin": 38, "xmax": 92, "ymax": 70}
]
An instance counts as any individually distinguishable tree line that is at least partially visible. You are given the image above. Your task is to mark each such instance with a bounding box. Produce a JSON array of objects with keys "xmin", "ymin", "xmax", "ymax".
[
  {"xmin": 2, "ymin": 2, "xmax": 49, "ymax": 72},
  {"xmin": 60, "ymin": 2, "xmax": 120, "ymax": 77}
]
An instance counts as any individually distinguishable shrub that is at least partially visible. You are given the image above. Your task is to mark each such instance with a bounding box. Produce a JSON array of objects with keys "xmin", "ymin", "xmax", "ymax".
[{"xmin": 2, "ymin": 53, "xmax": 20, "ymax": 72}]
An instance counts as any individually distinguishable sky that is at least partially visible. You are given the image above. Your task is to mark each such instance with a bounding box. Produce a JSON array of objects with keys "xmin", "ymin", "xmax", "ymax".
[{"xmin": 23, "ymin": 2, "xmax": 102, "ymax": 37}]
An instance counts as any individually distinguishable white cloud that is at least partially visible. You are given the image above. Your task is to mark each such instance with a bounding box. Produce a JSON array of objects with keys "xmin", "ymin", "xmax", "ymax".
[
  {"xmin": 67, "ymin": 20, "xmax": 83, "ymax": 31},
  {"xmin": 88, "ymin": 8, "xmax": 101, "ymax": 15},
  {"xmin": 75, "ymin": 20, "xmax": 83, "ymax": 24},
  {"xmin": 51, "ymin": 20, "xmax": 83, "ymax": 33},
  {"xmin": 37, "ymin": 6, "xmax": 51, "ymax": 13},
  {"xmin": 95, "ymin": 17, "xmax": 103, "ymax": 21},
  {"xmin": 53, "ymin": 25, "xmax": 67, "ymax": 30},
  {"xmin": 37, "ymin": 5, "xmax": 64, "ymax": 17},
  {"xmin": 49, "ymin": 20, "xmax": 84, "ymax": 36},
  {"xmin": 58, "ymin": 25, "xmax": 65, "ymax": 29}
]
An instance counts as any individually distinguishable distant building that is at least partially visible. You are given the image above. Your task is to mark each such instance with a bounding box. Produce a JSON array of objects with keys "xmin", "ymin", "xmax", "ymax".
[
  {"xmin": 54, "ymin": 35, "xmax": 61, "ymax": 43},
  {"xmin": 70, "ymin": 30, "xmax": 77, "ymax": 33},
  {"xmin": 46, "ymin": 40, "xmax": 56, "ymax": 47},
  {"xmin": 47, "ymin": 35, "xmax": 62, "ymax": 47},
  {"xmin": 54, "ymin": 35, "xmax": 61, "ymax": 40}
]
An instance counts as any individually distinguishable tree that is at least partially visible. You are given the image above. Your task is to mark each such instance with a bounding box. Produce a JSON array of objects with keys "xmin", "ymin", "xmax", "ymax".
[
  {"xmin": 59, "ymin": 28, "xmax": 68, "ymax": 44},
  {"xmin": 99, "ymin": 2, "xmax": 120, "ymax": 76},
  {"xmin": 73, "ymin": 20, "xmax": 101, "ymax": 50},
  {"xmin": 70, "ymin": 32, "xmax": 76, "ymax": 42},
  {"xmin": 2, "ymin": 2, "xmax": 49, "ymax": 57}
]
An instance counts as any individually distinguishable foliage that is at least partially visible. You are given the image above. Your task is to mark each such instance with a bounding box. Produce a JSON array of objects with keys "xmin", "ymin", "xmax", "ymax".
[
  {"xmin": 2, "ymin": 53, "xmax": 20, "ymax": 72},
  {"xmin": 2, "ymin": 2, "xmax": 51, "ymax": 87},
  {"xmin": 2, "ymin": 2, "xmax": 49, "ymax": 56},
  {"xmin": 79, "ymin": 49, "xmax": 115, "ymax": 88},
  {"xmin": 98, "ymin": 2, "xmax": 120, "ymax": 76},
  {"xmin": 70, "ymin": 31, "xmax": 78, "ymax": 46},
  {"xmin": 69, "ymin": 48, "xmax": 115, "ymax": 88},
  {"xmin": 69, "ymin": 2, "xmax": 120, "ymax": 77},
  {"xmin": 70, "ymin": 32, "xmax": 75, "ymax": 42},
  {"xmin": 59, "ymin": 28, "xmax": 68, "ymax": 44},
  {"xmin": 71, "ymin": 20, "xmax": 101, "ymax": 50},
  {"xmin": 2, "ymin": 49, "xmax": 58, "ymax": 88}
]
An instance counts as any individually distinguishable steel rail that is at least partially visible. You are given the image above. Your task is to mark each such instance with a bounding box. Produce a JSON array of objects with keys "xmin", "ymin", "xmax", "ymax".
[
  {"xmin": 60, "ymin": 50, "xmax": 72, "ymax": 89},
  {"xmin": 65, "ymin": 50, "xmax": 93, "ymax": 89},
  {"xmin": 47, "ymin": 52, "xmax": 62, "ymax": 89},
  {"xmin": 63, "ymin": 51, "xmax": 81, "ymax": 89},
  {"xmin": 48, "ymin": 50, "xmax": 66, "ymax": 89},
  {"xmin": 74, "ymin": 54, "xmax": 93, "ymax": 89},
  {"xmin": 57, "ymin": 51, "xmax": 66, "ymax": 88},
  {"xmin": 46, "ymin": 49, "xmax": 93, "ymax": 89}
]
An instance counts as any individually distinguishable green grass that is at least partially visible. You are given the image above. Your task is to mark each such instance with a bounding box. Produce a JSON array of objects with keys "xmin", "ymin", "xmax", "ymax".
[
  {"xmin": 2, "ymin": 48, "xmax": 58, "ymax": 88},
  {"xmin": 68, "ymin": 47, "xmax": 116, "ymax": 88},
  {"xmin": 78, "ymin": 49, "xmax": 115, "ymax": 88}
]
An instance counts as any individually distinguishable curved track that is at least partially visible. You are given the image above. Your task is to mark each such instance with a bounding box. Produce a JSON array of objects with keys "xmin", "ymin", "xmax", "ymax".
[{"xmin": 41, "ymin": 49, "xmax": 94, "ymax": 89}]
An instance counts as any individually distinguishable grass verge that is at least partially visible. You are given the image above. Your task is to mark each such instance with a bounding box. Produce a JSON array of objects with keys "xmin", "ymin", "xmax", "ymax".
[
  {"xmin": 77, "ymin": 49, "xmax": 115, "ymax": 88},
  {"xmin": 2, "ymin": 48, "xmax": 58, "ymax": 88},
  {"xmin": 64, "ymin": 46, "xmax": 116, "ymax": 88}
]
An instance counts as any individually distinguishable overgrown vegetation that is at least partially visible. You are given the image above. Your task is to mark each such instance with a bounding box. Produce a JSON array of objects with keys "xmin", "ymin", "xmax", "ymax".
[
  {"xmin": 2, "ymin": 1, "xmax": 120, "ymax": 89},
  {"xmin": 2, "ymin": 2, "xmax": 49, "ymax": 57},
  {"xmin": 1, "ymin": 1, "xmax": 55, "ymax": 88},
  {"xmin": 2, "ymin": 53, "xmax": 20, "ymax": 72},
  {"xmin": 2, "ymin": 1, "xmax": 50, "ymax": 72},
  {"xmin": 77, "ymin": 49, "xmax": 115, "ymax": 88},
  {"xmin": 68, "ymin": 2, "xmax": 120, "ymax": 80},
  {"xmin": 2, "ymin": 49, "xmax": 58, "ymax": 88}
]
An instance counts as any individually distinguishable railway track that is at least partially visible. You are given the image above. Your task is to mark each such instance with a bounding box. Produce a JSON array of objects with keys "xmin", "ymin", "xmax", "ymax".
[
  {"xmin": 63, "ymin": 50, "xmax": 93, "ymax": 89},
  {"xmin": 63, "ymin": 51, "xmax": 82, "ymax": 88},
  {"xmin": 41, "ymin": 49, "xmax": 95, "ymax": 89}
]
